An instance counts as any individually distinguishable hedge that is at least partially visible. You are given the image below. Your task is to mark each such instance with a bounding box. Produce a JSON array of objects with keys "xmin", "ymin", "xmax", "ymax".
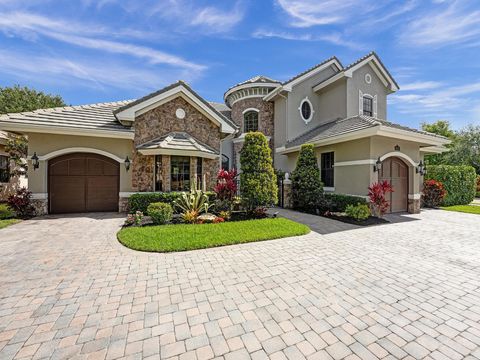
[
  {"xmin": 319, "ymin": 193, "xmax": 367, "ymax": 212},
  {"xmin": 128, "ymin": 192, "xmax": 216, "ymax": 213},
  {"xmin": 425, "ymin": 165, "xmax": 476, "ymax": 206}
]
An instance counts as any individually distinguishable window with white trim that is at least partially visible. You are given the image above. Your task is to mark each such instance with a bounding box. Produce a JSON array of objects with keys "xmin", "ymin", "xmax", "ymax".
[
  {"xmin": 243, "ymin": 111, "xmax": 258, "ymax": 133},
  {"xmin": 359, "ymin": 91, "xmax": 377, "ymax": 118},
  {"xmin": 363, "ymin": 96, "xmax": 373, "ymax": 117},
  {"xmin": 0, "ymin": 155, "xmax": 9, "ymax": 183},
  {"xmin": 299, "ymin": 97, "xmax": 314, "ymax": 124}
]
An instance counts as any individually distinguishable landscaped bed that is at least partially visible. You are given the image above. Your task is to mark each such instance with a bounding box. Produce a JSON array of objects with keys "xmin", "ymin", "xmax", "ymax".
[
  {"xmin": 441, "ymin": 205, "xmax": 480, "ymax": 215},
  {"xmin": 118, "ymin": 218, "xmax": 310, "ymax": 252}
]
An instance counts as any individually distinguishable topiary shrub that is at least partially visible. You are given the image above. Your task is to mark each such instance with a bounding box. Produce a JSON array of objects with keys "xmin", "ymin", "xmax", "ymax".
[
  {"xmin": 147, "ymin": 202, "xmax": 173, "ymax": 225},
  {"xmin": 425, "ymin": 165, "xmax": 476, "ymax": 206},
  {"xmin": 128, "ymin": 192, "xmax": 216, "ymax": 213},
  {"xmin": 422, "ymin": 180, "xmax": 446, "ymax": 208},
  {"xmin": 240, "ymin": 132, "xmax": 277, "ymax": 212},
  {"xmin": 291, "ymin": 144, "xmax": 323, "ymax": 212},
  {"xmin": 319, "ymin": 193, "xmax": 367, "ymax": 212},
  {"xmin": 0, "ymin": 203, "xmax": 15, "ymax": 220},
  {"xmin": 345, "ymin": 204, "xmax": 371, "ymax": 221}
]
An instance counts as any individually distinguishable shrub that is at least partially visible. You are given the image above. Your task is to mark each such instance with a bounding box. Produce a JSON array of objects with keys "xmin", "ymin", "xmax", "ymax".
[
  {"xmin": 218, "ymin": 210, "xmax": 231, "ymax": 221},
  {"xmin": 7, "ymin": 187, "xmax": 34, "ymax": 218},
  {"xmin": 173, "ymin": 186, "xmax": 213, "ymax": 215},
  {"xmin": 182, "ymin": 210, "xmax": 199, "ymax": 224},
  {"xmin": 240, "ymin": 132, "xmax": 277, "ymax": 211},
  {"xmin": 425, "ymin": 165, "xmax": 476, "ymax": 206},
  {"xmin": 214, "ymin": 169, "xmax": 237, "ymax": 202},
  {"xmin": 147, "ymin": 202, "xmax": 173, "ymax": 225},
  {"xmin": 476, "ymin": 175, "xmax": 480, "ymax": 197},
  {"xmin": 422, "ymin": 180, "xmax": 446, "ymax": 208},
  {"xmin": 128, "ymin": 192, "xmax": 215, "ymax": 213},
  {"xmin": 0, "ymin": 203, "xmax": 15, "ymax": 220},
  {"xmin": 319, "ymin": 193, "xmax": 367, "ymax": 212},
  {"xmin": 345, "ymin": 204, "xmax": 371, "ymax": 221},
  {"xmin": 368, "ymin": 181, "xmax": 393, "ymax": 218},
  {"xmin": 125, "ymin": 211, "xmax": 144, "ymax": 226},
  {"xmin": 291, "ymin": 144, "xmax": 323, "ymax": 212}
]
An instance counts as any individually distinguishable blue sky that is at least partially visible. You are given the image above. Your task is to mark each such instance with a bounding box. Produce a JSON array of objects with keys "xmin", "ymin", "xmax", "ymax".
[{"xmin": 0, "ymin": 0, "xmax": 479, "ymax": 129}]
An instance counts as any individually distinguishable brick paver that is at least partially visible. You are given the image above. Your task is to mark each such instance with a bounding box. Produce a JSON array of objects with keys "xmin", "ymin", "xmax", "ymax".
[{"xmin": 0, "ymin": 210, "xmax": 480, "ymax": 359}]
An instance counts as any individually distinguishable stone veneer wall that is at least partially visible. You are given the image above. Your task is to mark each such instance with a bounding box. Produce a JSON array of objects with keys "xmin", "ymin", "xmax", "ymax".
[{"xmin": 132, "ymin": 96, "xmax": 222, "ymax": 191}]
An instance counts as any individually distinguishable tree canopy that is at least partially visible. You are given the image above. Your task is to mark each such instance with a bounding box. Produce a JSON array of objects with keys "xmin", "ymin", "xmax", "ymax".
[{"xmin": 0, "ymin": 85, "xmax": 66, "ymax": 114}]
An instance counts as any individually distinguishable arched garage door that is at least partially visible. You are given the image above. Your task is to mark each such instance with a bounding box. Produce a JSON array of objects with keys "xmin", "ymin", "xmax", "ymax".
[
  {"xmin": 379, "ymin": 157, "xmax": 408, "ymax": 213},
  {"xmin": 49, "ymin": 153, "xmax": 119, "ymax": 214}
]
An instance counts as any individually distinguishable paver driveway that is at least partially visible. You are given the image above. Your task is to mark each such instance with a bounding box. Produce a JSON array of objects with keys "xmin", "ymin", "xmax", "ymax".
[{"xmin": 1, "ymin": 210, "xmax": 480, "ymax": 360}]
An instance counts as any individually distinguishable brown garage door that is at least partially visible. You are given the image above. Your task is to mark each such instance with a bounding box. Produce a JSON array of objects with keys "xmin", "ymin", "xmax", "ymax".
[
  {"xmin": 49, "ymin": 153, "xmax": 119, "ymax": 214},
  {"xmin": 379, "ymin": 157, "xmax": 408, "ymax": 213}
]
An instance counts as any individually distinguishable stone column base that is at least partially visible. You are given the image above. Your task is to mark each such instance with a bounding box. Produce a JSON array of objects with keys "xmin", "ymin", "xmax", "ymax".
[
  {"xmin": 283, "ymin": 180, "xmax": 293, "ymax": 208},
  {"xmin": 32, "ymin": 199, "xmax": 48, "ymax": 216},
  {"xmin": 408, "ymin": 198, "xmax": 421, "ymax": 214},
  {"xmin": 119, "ymin": 197, "xmax": 129, "ymax": 213}
]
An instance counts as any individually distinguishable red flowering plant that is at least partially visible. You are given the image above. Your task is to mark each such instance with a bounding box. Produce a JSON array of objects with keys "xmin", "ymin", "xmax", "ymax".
[
  {"xmin": 214, "ymin": 169, "xmax": 238, "ymax": 213},
  {"xmin": 7, "ymin": 187, "xmax": 34, "ymax": 218},
  {"xmin": 368, "ymin": 181, "xmax": 393, "ymax": 218},
  {"xmin": 422, "ymin": 180, "xmax": 446, "ymax": 208}
]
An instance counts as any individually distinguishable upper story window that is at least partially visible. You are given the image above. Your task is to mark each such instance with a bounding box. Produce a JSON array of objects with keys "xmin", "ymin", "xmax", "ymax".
[
  {"xmin": 243, "ymin": 110, "xmax": 258, "ymax": 133},
  {"xmin": 0, "ymin": 155, "xmax": 9, "ymax": 183},
  {"xmin": 321, "ymin": 152, "xmax": 334, "ymax": 188},
  {"xmin": 363, "ymin": 96, "xmax": 373, "ymax": 117},
  {"xmin": 299, "ymin": 97, "xmax": 314, "ymax": 124}
]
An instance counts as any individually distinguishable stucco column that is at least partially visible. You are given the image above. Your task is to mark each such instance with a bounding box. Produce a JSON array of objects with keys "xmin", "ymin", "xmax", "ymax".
[{"xmin": 28, "ymin": 159, "xmax": 48, "ymax": 215}]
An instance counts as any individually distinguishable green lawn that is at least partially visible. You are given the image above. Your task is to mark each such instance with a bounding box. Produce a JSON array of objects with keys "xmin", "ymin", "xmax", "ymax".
[
  {"xmin": 118, "ymin": 218, "xmax": 310, "ymax": 252},
  {"xmin": 441, "ymin": 205, "xmax": 480, "ymax": 215},
  {"xmin": 0, "ymin": 219, "xmax": 21, "ymax": 229}
]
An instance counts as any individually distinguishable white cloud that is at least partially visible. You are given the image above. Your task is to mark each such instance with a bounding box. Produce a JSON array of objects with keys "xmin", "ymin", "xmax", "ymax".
[
  {"xmin": 400, "ymin": 81, "xmax": 443, "ymax": 91},
  {"xmin": 401, "ymin": 1, "xmax": 480, "ymax": 47},
  {"xmin": 0, "ymin": 49, "xmax": 196, "ymax": 91},
  {"xmin": 252, "ymin": 29, "xmax": 365, "ymax": 50},
  {"xmin": 276, "ymin": 0, "xmax": 378, "ymax": 27},
  {"xmin": 0, "ymin": 12, "xmax": 205, "ymax": 71}
]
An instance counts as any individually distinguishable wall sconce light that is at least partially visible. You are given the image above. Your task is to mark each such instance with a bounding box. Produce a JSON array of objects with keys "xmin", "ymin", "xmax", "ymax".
[
  {"xmin": 373, "ymin": 157, "xmax": 382, "ymax": 172},
  {"xmin": 124, "ymin": 156, "xmax": 131, "ymax": 172},
  {"xmin": 31, "ymin": 152, "xmax": 40, "ymax": 170},
  {"xmin": 416, "ymin": 160, "xmax": 426, "ymax": 176}
]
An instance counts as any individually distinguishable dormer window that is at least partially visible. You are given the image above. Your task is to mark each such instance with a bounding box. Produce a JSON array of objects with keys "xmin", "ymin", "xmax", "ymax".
[
  {"xmin": 243, "ymin": 110, "xmax": 259, "ymax": 133},
  {"xmin": 363, "ymin": 96, "xmax": 373, "ymax": 117}
]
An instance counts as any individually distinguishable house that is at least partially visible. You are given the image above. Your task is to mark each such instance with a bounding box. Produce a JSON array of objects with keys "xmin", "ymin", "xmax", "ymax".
[
  {"xmin": 0, "ymin": 52, "xmax": 449, "ymax": 215},
  {"xmin": 0, "ymin": 131, "xmax": 27, "ymax": 200}
]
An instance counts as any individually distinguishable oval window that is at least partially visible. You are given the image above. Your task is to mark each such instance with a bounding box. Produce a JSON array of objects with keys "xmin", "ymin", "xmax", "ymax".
[{"xmin": 298, "ymin": 97, "xmax": 314, "ymax": 124}]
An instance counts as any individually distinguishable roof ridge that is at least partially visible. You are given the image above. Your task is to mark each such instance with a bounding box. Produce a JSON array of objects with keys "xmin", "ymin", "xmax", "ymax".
[
  {"xmin": 344, "ymin": 51, "xmax": 376, "ymax": 70},
  {"xmin": 282, "ymin": 56, "xmax": 343, "ymax": 86}
]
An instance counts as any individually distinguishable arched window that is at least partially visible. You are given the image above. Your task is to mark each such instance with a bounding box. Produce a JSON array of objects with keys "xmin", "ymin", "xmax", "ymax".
[{"xmin": 244, "ymin": 111, "xmax": 258, "ymax": 133}]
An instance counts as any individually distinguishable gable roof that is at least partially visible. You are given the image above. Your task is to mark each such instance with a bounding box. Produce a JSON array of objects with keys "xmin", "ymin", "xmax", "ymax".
[
  {"xmin": 0, "ymin": 101, "xmax": 134, "ymax": 139},
  {"xmin": 137, "ymin": 131, "xmax": 219, "ymax": 159},
  {"xmin": 115, "ymin": 81, "xmax": 238, "ymax": 134},
  {"xmin": 313, "ymin": 52, "xmax": 399, "ymax": 92},
  {"xmin": 282, "ymin": 115, "xmax": 449, "ymax": 152}
]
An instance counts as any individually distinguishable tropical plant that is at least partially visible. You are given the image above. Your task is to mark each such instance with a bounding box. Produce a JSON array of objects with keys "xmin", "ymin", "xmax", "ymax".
[
  {"xmin": 291, "ymin": 144, "xmax": 323, "ymax": 212},
  {"xmin": 425, "ymin": 165, "xmax": 476, "ymax": 206},
  {"xmin": 0, "ymin": 203, "xmax": 15, "ymax": 220},
  {"xmin": 182, "ymin": 210, "xmax": 199, "ymax": 224},
  {"xmin": 240, "ymin": 132, "xmax": 277, "ymax": 212},
  {"xmin": 345, "ymin": 204, "xmax": 371, "ymax": 221},
  {"xmin": 173, "ymin": 183, "xmax": 213, "ymax": 219},
  {"xmin": 147, "ymin": 202, "xmax": 173, "ymax": 225},
  {"xmin": 368, "ymin": 181, "xmax": 393, "ymax": 218},
  {"xmin": 218, "ymin": 210, "xmax": 231, "ymax": 221},
  {"xmin": 422, "ymin": 180, "xmax": 447, "ymax": 208},
  {"xmin": 125, "ymin": 211, "xmax": 144, "ymax": 226},
  {"xmin": 214, "ymin": 168, "xmax": 237, "ymax": 201},
  {"xmin": 7, "ymin": 187, "xmax": 34, "ymax": 218}
]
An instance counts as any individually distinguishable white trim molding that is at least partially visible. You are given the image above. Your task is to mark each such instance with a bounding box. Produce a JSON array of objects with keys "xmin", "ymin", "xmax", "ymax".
[
  {"xmin": 119, "ymin": 192, "xmax": 136, "ymax": 198},
  {"xmin": 224, "ymin": 82, "xmax": 280, "ymax": 101},
  {"xmin": 31, "ymin": 193, "xmax": 48, "ymax": 200},
  {"xmin": 408, "ymin": 193, "xmax": 421, "ymax": 200},
  {"xmin": 35, "ymin": 148, "xmax": 125, "ymax": 163},
  {"xmin": 379, "ymin": 151, "xmax": 417, "ymax": 167},
  {"xmin": 138, "ymin": 148, "xmax": 219, "ymax": 159},
  {"xmin": 324, "ymin": 187, "xmax": 335, "ymax": 192},
  {"xmin": 242, "ymin": 108, "xmax": 260, "ymax": 114},
  {"xmin": 334, "ymin": 159, "xmax": 376, "ymax": 167},
  {"xmin": 298, "ymin": 97, "xmax": 314, "ymax": 124}
]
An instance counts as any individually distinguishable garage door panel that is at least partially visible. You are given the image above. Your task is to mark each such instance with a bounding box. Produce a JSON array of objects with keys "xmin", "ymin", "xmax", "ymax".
[
  {"xmin": 86, "ymin": 176, "xmax": 118, "ymax": 212},
  {"xmin": 50, "ymin": 176, "xmax": 86, "ymax": 213},
  {"xmin": 49, "ymin": 153, "xmax": 119, "ymax": 214}
]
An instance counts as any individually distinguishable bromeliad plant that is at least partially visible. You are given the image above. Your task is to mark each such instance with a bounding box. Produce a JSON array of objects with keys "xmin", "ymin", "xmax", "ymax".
[
  {"xmin": 368, "ymin": 181, "xmax": 393, "ymax": 218},
  {"xmin": 173, "ymin": 182, "xmax": 213, "ymax": 223},
  {"xmin": 422, "ymin": 180, "xmax": 446, "ymax": 208}
]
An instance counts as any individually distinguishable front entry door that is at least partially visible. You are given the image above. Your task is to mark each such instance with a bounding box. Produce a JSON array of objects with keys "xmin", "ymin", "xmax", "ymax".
[{"xmin": 379, "ymin": 157, "xmax": 408, "ymax": 213}]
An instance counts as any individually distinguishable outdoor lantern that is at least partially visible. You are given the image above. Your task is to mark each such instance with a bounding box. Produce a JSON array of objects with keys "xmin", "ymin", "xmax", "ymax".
[
  {"xmin": 31, "ymin": 152, "xmax": 40, "ymax": 170},
  {"xmin": 416, "ymin": 160, "xmax": 426, "ymax": 176},
  {"xmin": 373, "ymin": 157, "xmax": 382, "ymax": 172},
  {"xmin": 124, "ymin": 156, "xmax": 131, "ymax": 172}
]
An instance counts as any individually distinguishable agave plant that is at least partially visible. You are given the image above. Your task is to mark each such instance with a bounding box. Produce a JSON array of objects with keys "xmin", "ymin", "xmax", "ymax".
[{"xmin": 173, "ymin": 182, "xmax": 213, "ymax": 216}]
